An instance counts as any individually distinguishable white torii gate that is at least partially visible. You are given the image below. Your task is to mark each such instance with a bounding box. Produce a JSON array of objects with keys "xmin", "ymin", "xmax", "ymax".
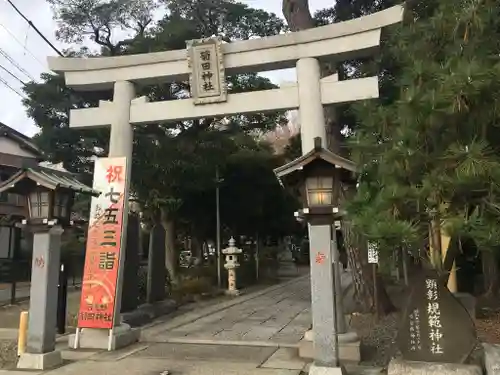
[{"xmin": 48, "ymin": 5, "xmax": 403, "ymax": 373}]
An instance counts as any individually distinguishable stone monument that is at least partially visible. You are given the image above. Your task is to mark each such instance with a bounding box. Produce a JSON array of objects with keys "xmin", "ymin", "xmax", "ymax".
[{"xmin": 390, "ymin": 271, "xmax": 479, "ymax": 375}]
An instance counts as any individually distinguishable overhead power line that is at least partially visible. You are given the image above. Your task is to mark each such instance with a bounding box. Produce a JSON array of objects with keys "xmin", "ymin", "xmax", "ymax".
[
  {"xmin": 0, "ymin": 48, "xmax": 35, "ymax": 81},
  {"xmin": 5, "ymin": 0, "xmax": 64, "ymax": 57},
  {"xmin": 0, "ymin": 76, "xmax": 26, "ymax": 99},
  {"xmin": 0, "ymin": 63, "xmax": 25, "ymax": 85},
  {"xmin": 0, "ymin": 21, "xmax": 46, "ymax": 68}
]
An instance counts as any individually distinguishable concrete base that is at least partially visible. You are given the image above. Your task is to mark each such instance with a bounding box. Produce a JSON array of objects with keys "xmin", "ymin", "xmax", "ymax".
[
  {"xmin": 387, "ymin": 359, "xmax": 481, "ymax": 375},
  {"xmin": 299, "ymin": 330, "xmax": 361, "ymax": 364},
  {"xmin": 484, "ymin": 343, "xmax": 500, "ymax": 375},
  {"xmin": 17, "ymin": 350, "xmax": 63, "ymax": 370},
  {"xmin": 308, "ymin": 363, "xmax": 346, "ymax": 375},
  {"xmin": 68, "ymin": 323, "xmax": 140, "ymax": 351},
  {"xmin": 225, "ymin": 289, "xmax": 241, "ymax": 296}
]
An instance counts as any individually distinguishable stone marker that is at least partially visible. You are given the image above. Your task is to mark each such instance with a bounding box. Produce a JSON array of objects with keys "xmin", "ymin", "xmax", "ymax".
[
  {"xmin": 484, "ymin": 343, "xmax": 500, "ymax": 375},
  {"xmin": 120, "ymin": 213, "xmax": 140, "ymax": 312},
  {"xmin": 397, "ymin": 272, "xmax": 477, "ymax": 364},
  {"xmin": 147, "ymin": 224, "xmax": 167, "ymax": 303}
]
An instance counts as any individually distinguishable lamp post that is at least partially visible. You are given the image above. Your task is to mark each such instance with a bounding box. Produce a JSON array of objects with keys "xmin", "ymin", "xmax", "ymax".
[
  {"xmin": 301, "ymin": 163, "xmax": 344, "ymax": 373},
  {"xmin": 19, "ymin": 187, "xmax": 74, "ymax": 370},
  {"xmin": 0, "ymin": 166, "xmax": 97, "ymax": 370},
  {"xmin": 274, "ymin": 137, "xmax": 359, "ymax": 375},
  {"xmin": 215, "ymin": 167, "xmax": 222, "ymax": 288}
]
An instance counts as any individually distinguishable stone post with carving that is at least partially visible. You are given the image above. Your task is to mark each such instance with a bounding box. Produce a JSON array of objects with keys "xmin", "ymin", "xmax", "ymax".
[{"xmin": 222, "ymin": 238, "xmax": 242, "ymax": 295}]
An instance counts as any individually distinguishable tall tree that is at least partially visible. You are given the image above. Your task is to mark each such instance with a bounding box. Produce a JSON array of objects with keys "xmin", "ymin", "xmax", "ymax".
[
  {"xmin": 47, "ymin": 0, "xmax": 160, "ymax": 54},
  {"xmin": 348, "ymin": 0, "xmax": 500, "ymax": 295}
]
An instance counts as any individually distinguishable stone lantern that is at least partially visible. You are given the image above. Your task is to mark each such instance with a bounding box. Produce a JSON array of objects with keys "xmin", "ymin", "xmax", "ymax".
[
  {"xmin": 222, "ymin": 237, "xmax": 242, "ymax": 295},
  {"xmin": 274, "ymin": 136, "xmax": 360, "ymax": 372},
  {"xmin": 0, "ymin": 165, "xmax": 97, "ymax": 370}
]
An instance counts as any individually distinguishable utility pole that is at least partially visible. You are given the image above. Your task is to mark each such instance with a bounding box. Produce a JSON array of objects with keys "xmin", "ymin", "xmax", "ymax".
[{"xmin": 216, "ymin": 167, "xmax": 222, "ymax": 288}]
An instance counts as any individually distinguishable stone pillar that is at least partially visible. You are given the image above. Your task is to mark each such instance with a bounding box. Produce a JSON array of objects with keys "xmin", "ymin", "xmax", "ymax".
[
  {"xmin": 296, "ymin": 57, "xmax": 327, "ymax": 153},
  {"xmin": 308, "ymin": 223, "xmax": 340, "ymax": 369},
  {"xmin": 147, "ymin": 224, "xmax": 167, "ymax": 303},
  {"xmin": 17, "ymin": 226, "xmax": 64, "ymax": 370},
  {"xmin": 109, "ymin": 79, "xmax": 135, "ymax": 322},
  {"xmin": 120, "ymin": 212, "xmax": 140, "ymax": 312},
  {"xmin": 69, "ymin": 80, "xmax": 140, "ymax": 351},
  {"xmin": 108, "ymin": 81, "xmax": 135, "ymax": 159},
  {"xmin": 331, "ymin": 231, "xmax": 347, "ymax": 335}
]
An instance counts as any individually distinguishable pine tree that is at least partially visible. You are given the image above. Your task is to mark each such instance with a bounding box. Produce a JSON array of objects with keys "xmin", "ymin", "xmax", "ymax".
[{"xmin": 349, "ymin": 0, "xmax": 500, "ymax": 284}]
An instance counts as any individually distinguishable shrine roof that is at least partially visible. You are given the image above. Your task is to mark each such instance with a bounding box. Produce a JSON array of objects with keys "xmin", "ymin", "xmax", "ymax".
[
  {"xmin": 0, "ymin": 166, "xmax": 99, "ymax": 195},
  {"xmin": 274, "ymin": 138, "xmax": 357, "ymax": 179}
]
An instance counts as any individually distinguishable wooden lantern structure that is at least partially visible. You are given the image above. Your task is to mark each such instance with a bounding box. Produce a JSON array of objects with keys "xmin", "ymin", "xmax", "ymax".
[
  {"xmin": 274, "ymin": 137, "xmax": 357, "ymax": 223},
  {"xmin": 0, "ymin": 166, "xmax": 98, "ymax": 227}
]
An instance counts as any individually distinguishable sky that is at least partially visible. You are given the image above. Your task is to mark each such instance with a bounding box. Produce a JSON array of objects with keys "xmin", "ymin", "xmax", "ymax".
[{"xmin": 0, "ymin": 0, "xmax": 333, "ymax": 137}]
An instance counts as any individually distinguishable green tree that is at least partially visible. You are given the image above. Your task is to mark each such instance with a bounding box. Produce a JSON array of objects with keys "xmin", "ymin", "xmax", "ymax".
[
  {"xmin": 24, "ymin": 0, "xmax": 290, "ymax": 281},
  {"xmin": 47, "ymin": 0, "xmax": 160, "ymax": 54},
  {"xmin": 348, "ymin": 0, "xmax": 500, "ymax": 294}
]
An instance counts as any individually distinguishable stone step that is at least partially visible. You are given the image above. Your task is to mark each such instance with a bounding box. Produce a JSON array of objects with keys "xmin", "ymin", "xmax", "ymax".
[
  {"xmin": 345, "ymin": 365, "xmax": 385, "ymax": 375},
  {"xmin": 303, "ymin": 363, "xmax": 384, "ymax": 375}
]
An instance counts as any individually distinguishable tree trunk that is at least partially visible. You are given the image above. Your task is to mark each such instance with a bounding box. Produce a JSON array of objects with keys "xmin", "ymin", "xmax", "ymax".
[
  {"xmin": 482, "ymin": 250, "xmax": 499, "ymax": 297},
  {"xmin": 283, "ymin": 0, "xmax": 395, "ymax": 314},
  {"xmin": 341, "ymin": 200, "xmax": 395, "ymax": 314},
  {"xmin": 160, "ymin": 208, "xmax": 178, "ymax": 283}
]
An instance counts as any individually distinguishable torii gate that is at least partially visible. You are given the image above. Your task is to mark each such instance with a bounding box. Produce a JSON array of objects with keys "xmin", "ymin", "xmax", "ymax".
[{"xmin": 48, "ymin": 4, "xmax": 403, "ymax": 373}]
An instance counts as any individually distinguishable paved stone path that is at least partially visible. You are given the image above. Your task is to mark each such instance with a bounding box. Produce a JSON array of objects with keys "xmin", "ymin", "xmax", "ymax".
[
  {"xmin": 0, "ymin": 273, "xmax": 381, "ymax": 375},
  {"xmin": 144, "ymin": 271, "xmax": 354, "ymax": 347}
]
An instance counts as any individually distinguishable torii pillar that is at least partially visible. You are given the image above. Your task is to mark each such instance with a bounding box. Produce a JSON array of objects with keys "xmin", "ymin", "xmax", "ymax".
[{"xmin": 68, "ymin": 82, "xmax": 141, "ymax": 350}]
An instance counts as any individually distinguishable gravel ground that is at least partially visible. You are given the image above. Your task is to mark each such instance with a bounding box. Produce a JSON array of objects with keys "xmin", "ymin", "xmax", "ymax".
[
  {"xmin": 0, "ymin": 290, "xmax": 82, "ymax": 369},
  {"xmin": 351, "ymin": 311, "xmax": 399, "ymax": 366},
  {"xmin": 0, "ymin": 340, "xmax": 17, "ymax": 369}
]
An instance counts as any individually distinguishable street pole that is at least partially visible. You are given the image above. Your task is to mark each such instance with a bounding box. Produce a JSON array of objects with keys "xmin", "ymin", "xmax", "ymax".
[
  {"xmin": 216, "ymin": 167, "xmax": 222, "ymax": 288},
  {"xmin": 255, "ymin": 232, "xmax": 260, "ymax": 281}
]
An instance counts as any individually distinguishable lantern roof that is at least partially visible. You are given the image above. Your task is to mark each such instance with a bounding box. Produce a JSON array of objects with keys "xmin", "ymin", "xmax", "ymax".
[
  {"xmin": 274, "ymin": 137, "xmax": 357, "ymax": 180},
  {"xmin": 0, "ymin": 165, "xmax": 99, "ymax": 196}
]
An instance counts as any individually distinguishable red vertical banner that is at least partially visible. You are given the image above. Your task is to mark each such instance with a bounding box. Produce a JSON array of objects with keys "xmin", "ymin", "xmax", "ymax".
[{"xmin": 77, "ymin": 157, "xmax": 127, "ymax": 329}]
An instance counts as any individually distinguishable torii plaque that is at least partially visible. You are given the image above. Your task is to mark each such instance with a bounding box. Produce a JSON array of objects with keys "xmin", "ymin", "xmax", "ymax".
[{"xmin": 187, "ymin": 37, "xmax": 227, "ymax": 105}]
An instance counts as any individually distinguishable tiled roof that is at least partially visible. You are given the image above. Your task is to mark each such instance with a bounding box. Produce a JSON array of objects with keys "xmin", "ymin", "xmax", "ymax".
[{"xmin": 0, "ymin": 165, "xmax": 99, "ymax": 196}]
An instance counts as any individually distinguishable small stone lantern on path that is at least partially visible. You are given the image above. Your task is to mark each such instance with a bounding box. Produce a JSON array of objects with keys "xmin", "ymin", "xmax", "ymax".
[{"xmin": 222, "ymin": 237, "xmax": 242, "ymax": 295}]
